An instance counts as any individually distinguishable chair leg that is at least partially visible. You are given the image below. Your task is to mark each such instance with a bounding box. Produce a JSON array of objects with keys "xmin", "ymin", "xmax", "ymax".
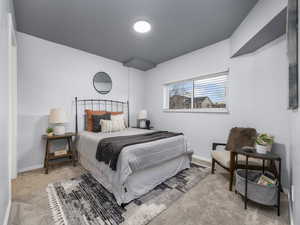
[
  {"xmin": 211, "ymin": 158, "xmax": 215, "ymax": 174},
  {"xmin": 229, "ymin": 168, "xmax": 234, "ymax": 191}
]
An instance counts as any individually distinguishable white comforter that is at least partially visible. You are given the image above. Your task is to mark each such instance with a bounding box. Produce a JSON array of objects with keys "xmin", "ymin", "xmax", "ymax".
[{"xmin": 77, "ymin": 128, "xmax": 192, "ymax": 204}]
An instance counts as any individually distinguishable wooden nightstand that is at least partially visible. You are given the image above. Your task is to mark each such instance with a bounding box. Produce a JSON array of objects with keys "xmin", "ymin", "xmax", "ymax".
[{"xmin": 42, "ymin": 132, "xmax": 77, "ymax": 174}]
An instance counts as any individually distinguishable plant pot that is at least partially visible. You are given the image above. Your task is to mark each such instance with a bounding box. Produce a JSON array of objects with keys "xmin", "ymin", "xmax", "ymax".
[
  {"xmin": 256, "ymin": 144, "xmax": 271, "ymax": 154},
  {"xmin": 47, "ymin": 132, "xmax": 53, "ymax": 137}
]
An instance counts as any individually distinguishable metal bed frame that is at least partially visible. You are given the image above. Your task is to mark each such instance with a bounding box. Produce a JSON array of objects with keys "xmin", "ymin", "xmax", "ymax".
[{"xmin": 75, "ymin": 97, "xmax": 130, "ymax": 134}]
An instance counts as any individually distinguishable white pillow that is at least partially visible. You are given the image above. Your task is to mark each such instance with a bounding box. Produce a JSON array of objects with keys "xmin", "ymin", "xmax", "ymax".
[
  {"xmin": 100, "ymin": 118, "xmax": 125, "ymax": 133},
  {"xmin": 100, "ymin": 119, "xmax": 113, "ymax": 133},
  {"xmin": 111, "ymin": 114, "xmax": 126, "ymax": 130}
]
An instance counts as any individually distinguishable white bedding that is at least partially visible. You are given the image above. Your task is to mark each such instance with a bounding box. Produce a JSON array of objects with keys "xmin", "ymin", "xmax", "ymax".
[{"xmin": 77, "ymin": 128, "xmax": 192, "ymax": 204}]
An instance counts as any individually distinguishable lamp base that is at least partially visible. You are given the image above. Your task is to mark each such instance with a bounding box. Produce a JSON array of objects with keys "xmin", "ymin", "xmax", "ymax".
[
  {"xmin": 53, "ymin": 125, "xmax": 65, "ymax": 135},
  {"xmin": 140, "ymin": 120, "xmax": 146, "ymax": 128}
]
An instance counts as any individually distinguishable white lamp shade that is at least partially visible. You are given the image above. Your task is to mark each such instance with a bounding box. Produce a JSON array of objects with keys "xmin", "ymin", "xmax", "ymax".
[
  {"xmin": 49, "ymin": 108, "xmax": 67, "ymax": 124},
  {"xmin": 138, "ymin": 110, "xmax": 147, "ymax": 120}
]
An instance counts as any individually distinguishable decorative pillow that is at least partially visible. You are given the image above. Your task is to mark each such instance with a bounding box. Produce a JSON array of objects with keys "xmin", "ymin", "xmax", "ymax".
[
  {"xmin": 100, "ymin": 120, "xmax": 112, "ymax": 133},
  {"xmin": 92, "ymin": 113, "xmax": 111, "ymax": 132},
  {"xmin": 111, "ymin": 114, "xmax": 126, "ymax": 130},
  {"xmin": 100, "ymin": 118, "xmax": 125, "ymax": 133},
  {"xmin": 111, "ymin": 112, "xmax": 123, "ymax": 115},
  {"xmin": 85, "ymin": 110, "xmax": 107, "ymax": 131}
]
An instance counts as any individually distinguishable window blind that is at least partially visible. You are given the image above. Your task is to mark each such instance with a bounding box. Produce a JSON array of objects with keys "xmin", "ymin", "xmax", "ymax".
[
  {"xmin": 165, "ymin": 72, "xmax": 228, "ymax": 111},
  {"xmin": 193, "ymin": 75, "xmax": 227, "ymax": 109}
]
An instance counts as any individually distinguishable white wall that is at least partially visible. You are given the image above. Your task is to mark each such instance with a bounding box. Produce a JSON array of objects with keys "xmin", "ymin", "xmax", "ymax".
[
  {"xmin": 231, "ymin": 0, "xmax": 287, "ymax": 56},
  {"xmin": 17, "ymin": 32, "xmax": 145, "ymax": 172},
  {"xmin": 0, "ymin": 0, "xmax": 15, "ymax": 224},
  {"xmin": 289, "ymin": 3, "xmax": 300, "ymax": 224},
  {"xmin": 290, "ymin": 105, "xmax": 299, "ymax": 224},
  {"xmin": 145, "ymin": 36, "xmax": 290, "ymax": 188}
]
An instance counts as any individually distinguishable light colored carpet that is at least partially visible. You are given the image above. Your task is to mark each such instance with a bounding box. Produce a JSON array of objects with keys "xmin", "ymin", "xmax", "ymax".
[
  {"xmin": 9, "ymin": 163, "xmax": 290, "ymax": 225},
  {"xmin": 46, "ymin": 165, "xmax": 209, "ymax": 225}
]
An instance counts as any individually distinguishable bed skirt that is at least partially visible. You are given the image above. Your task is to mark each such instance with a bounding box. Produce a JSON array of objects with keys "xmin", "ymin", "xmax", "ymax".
[{"xmin": 79, "ymin": 153, "xmax": 191, "ymax": 205}]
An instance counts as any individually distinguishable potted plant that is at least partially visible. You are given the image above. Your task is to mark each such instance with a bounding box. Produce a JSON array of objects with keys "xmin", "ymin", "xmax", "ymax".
[
  {"xmin": 46, "ymin": 127, "xmax": 54, "ymax": 136},
  {"xmin": 256, "ymin": 133, "xmax": 274, "ymax": 154}
]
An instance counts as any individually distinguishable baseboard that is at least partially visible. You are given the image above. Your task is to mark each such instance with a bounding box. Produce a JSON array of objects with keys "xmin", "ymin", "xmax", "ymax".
[
  {"xmin": 288, "ymin": 191, "xmax": 295, "ymax": 225},
  {"xmin": 192, "ymin": 155, "xmax": 211, "ymax": 166},
  {"xmin": 18, "ymin": 164, "xmax": 43, "ymax": 173},
  {"xmin": 3, "ymin": 197, "xmax": 11, "ymax": 225}
]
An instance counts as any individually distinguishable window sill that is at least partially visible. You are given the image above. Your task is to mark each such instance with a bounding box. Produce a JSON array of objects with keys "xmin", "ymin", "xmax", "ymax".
[{"xmin": 163, "ymin": 108, "xmax": 229, "ymax": 114}]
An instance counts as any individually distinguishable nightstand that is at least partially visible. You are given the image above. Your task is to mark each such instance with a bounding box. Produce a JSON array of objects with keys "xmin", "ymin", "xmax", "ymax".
[{"xmin": 42, "ymin": 132, "xmax": 77, "ymax": 174}]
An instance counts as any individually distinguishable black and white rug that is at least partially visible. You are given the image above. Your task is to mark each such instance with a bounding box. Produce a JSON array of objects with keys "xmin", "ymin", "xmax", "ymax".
[{"xmin": 47, "ymin": 164, "xmax": 209, "ymax": 225}]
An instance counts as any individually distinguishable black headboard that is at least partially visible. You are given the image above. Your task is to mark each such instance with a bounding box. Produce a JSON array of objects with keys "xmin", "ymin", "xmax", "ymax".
[{"xmin": 75, "ymin": 97, "xmax": 129, "ymax": 133}]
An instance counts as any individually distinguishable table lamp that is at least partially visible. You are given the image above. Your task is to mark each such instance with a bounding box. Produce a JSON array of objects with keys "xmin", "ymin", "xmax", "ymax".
[
  {"xmin": 138, "ymin": 110, "xmax": 147, "ymax": 128},
  {"xmin": 49, "ymin": 108, "xmax": 67, "ymax": 135}
]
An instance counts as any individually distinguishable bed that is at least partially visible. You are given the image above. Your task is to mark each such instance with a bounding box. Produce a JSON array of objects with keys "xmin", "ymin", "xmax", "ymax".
[{"xmin": 74, "ymin": 98, "xmax": 193, "ymax": 205}]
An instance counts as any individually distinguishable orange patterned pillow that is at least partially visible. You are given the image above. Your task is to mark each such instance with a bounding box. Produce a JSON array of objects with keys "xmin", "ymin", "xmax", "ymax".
[
  {"xmin": 85, "ymin": 110, "xmax": 107, "ymax": 131},
  {"xmin": 85, "ymin": 110, "xmax": 124, "ymax": 131},
  {"xmin": 111, "ymin": 112, "xmax": 123, "ymax": 115}
]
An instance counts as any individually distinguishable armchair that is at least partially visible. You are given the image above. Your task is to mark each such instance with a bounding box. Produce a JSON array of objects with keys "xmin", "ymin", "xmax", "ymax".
[{"xmin": 211, "ymin": 127, "xmax": 263, "ymax": 191}]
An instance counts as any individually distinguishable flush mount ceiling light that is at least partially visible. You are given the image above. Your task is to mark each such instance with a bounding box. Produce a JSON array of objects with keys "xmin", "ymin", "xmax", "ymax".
[{"xmin": 133, "ymin": 20, "xmax": 151, "ymax": 33}]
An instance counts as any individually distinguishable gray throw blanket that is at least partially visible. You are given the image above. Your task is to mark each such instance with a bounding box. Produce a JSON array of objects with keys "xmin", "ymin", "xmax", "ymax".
[{"xmin": 96, "ymin": 131, "xmax": 183, "ymax": 170}]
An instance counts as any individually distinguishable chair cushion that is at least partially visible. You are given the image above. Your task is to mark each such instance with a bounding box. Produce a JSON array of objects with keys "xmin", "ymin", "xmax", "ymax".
[{"xmin": 211, "ymin": 150, "xmax": 262, "ymax": 168}]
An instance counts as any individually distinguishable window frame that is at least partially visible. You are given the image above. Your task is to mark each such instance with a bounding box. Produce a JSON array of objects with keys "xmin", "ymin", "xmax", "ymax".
[{"xmin": 163, "ymin": 71, "xmax": 229, "ymax": 113}]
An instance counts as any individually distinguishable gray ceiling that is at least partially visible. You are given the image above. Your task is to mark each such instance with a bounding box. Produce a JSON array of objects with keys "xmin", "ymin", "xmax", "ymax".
[{"xmin": 14, "ymin": 0, "xmax": 258, "ymax": 71}]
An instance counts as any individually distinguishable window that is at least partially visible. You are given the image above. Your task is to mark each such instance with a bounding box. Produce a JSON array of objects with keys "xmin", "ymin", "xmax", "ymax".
[
  {"xmin": 168, "ymin": 80, "xmax": 193, "ymax": 109},
  {"xmin": 164, "ymin": 71, "xmax": 228, "ymax": 112}
]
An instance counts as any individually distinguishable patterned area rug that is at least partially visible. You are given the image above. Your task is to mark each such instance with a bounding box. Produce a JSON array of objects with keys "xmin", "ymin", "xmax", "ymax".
[{"xmin": 47, "ymin": 164, "xmax": 209, "ymax": 225}]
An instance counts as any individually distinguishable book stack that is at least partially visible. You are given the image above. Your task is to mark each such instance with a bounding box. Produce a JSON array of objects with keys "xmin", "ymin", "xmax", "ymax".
[
  {"xmin": 54, "ymin": 149, "xmax": 68, "ymax": 156},
  {"xmin": 257, "ymin": 174, "xmax": 277, "ymax": 187}
]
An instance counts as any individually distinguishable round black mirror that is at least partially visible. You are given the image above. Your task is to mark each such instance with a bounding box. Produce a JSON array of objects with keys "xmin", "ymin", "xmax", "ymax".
[{"xmin": 93, "ymin": 72, "xmax": 112, "ymax": 94}]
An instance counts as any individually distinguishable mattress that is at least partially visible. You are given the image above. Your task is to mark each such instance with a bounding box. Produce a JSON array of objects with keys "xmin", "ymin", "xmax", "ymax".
[{"xmin": 77, "ymin": 128, "xmax": 192, "ymax": 204}]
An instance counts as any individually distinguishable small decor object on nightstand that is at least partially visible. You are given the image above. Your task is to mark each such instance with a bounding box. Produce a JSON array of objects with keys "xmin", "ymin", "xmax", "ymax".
[
  {"xmin": 137, "ymin": 110, "xmax": 147, "ymax": 128},
  {"xmin": 256, "ymin": 133, "xmax": 274, "ymax": 154},
  {"xmin": 46, "ymin": 127, "xmax": 54, "ymax": 137},
  {"xmin": 146, "ymin": 120, "xmax": 151, "ymax": 129},
  {"xmin": 49, "ymin": 108, "xmax": 68, "ymax": 135}
]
